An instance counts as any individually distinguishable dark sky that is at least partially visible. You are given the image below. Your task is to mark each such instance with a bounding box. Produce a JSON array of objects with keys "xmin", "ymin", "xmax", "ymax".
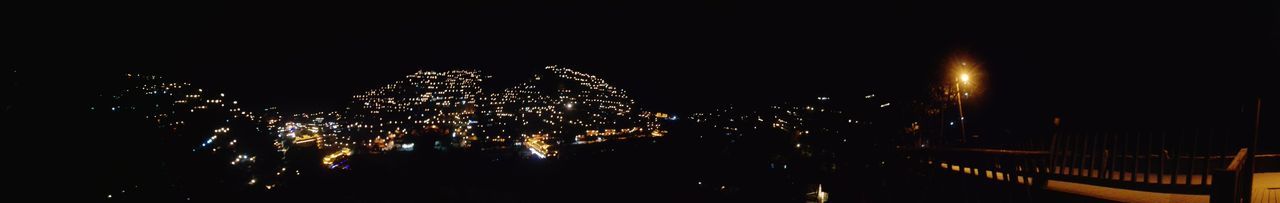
[{"xmin": 15, "ymin": 1, "xmax": 1277, "ymax": 124}]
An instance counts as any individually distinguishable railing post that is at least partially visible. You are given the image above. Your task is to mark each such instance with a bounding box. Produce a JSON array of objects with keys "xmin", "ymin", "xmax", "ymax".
[
  {"xmin": 1109, "ymin": 132, "xmax": 1118, "ymax": 180},
  {"xmin": 1088, "ymin": 132, "xmax": 1097, "ymax": 178},
  {"xmin": 1202, "ymin": 129, "xmax": 1211, "ymax": 186},
  {"xmin": 1131, "ymin": 131, "xmax": 1139, "ymax": 182},
  {"xmin": 1210, "ymin": 148, "xmax": 1249, "ymax": 203},
  {"xmin": 1174, "ymin": 132, "xmax": 1183, "ymax": 185},
  {"xmin": 1049, "ymin": 127, "xmax": 1060, "ymax": 175},
  {"xmin": 1095, "ymin": 132, "xmax": 1103, "ymax": 178},
  {"xmin": 1118, "ymin": 132, "xmax": 1125, "ymax": 181},
  {"xmin": 1210, "ymin": 168, "xmax": 1236, "ymax": 203},
  {"xmin": 1152, "ymin": 131, "xmax": 1162, "ymax": 183},
  {"xmin": 1033, "ymin": 153, "xmax": 1048, "ymax": 187},
  {"xmin": 1073, "ymin": 131, "xmax": 1081, "ymax": 176},
  {"xmin": 1188, "ymin": 130, "xmax": 1197, "ymax": 186},
  {"xmin": 1113, "ymin": 132, "xmax": 1121, "ymax": 180},
  {"xmin": 1102, "ymin": 132, "xmax": 1112, "ymax": 180},
  {"xmin": 1159, "ymin": 131, "xmax": 1167, "ymax": 184},
  {"xmin": 1245, "ymin": 97, "xmax": 1259, "ymax": 203}
]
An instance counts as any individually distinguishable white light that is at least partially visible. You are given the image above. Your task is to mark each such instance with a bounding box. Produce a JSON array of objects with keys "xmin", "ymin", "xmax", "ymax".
[{"xmin": 529, "ymin": 148, "xmax": 546, "ymax": 158}]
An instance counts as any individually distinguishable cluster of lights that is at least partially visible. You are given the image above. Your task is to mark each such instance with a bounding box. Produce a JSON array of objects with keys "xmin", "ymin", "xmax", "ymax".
[
  {"xmin": 321, "ymin": 147, "xmax": 353, "ymax": 170},
  {"xmin": 523, "ymin": 134, "xmax": 555, "ymax": 158},
  {"xmin": 104, "ymin": 74, "xmax": 291, "ymax": 194},
  {"xmin": 102, "ymin": 67, "xmax": 671, "ymax": 197},
  {"xmin": 689, "ymin": 96, "xmax": 883, "ymax": 137},
  {"xmin": 230, "ymin": 154, "xmax": 255, "ymax": 166},
  {"xmin": 344, "ymin": 70, "xmax": 483, "ymax": 149},
  {"xmin": 278, "ymin": 118, "xmax": 353, "ymax": 150},
  {"xmin": 111, "ymin": 75, "xmax": 256, "ymax": 128},
  {"xmin": 368, "ymin": 131, "xmax": 408, "ymax": 152},
  {"xmin": 473, "ymin": 66, "xmax": 664, "ymax": 155}
]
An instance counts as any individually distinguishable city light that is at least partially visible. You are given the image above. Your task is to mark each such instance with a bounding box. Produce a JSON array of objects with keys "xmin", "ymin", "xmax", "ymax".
[{"xmin": 321, "ymin": 147, "xmax": 353, "ymax": 168}]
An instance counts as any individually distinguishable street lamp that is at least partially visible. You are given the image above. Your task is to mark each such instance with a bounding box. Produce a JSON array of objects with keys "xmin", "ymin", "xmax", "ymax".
[
  {"xmin": 953, "ymin": 60, "xmax": 977, "ymax": 143},
  {"xmin": 956, "ymin": 72, "xmax": 968, "ymax": 143}
]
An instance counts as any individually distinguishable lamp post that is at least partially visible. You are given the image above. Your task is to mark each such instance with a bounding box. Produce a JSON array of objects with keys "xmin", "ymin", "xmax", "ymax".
[{"xmin": 956, "ymin": 72, "xmax": 969, "ymax": 143}]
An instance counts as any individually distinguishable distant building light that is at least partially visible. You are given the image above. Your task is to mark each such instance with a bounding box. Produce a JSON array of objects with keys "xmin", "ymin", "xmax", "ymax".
[{"xmin": 529, "ymin": 148, "xmax": 546, "ymax": 158}]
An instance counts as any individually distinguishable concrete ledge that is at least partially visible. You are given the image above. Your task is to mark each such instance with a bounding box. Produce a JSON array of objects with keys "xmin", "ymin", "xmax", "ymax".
[{"xmin": 1045, "ymin": 180, "xmax": 1209, "ymax": 203}]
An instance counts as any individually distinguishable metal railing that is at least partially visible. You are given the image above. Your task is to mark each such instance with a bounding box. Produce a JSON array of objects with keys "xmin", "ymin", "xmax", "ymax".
[
  {"xmin": 1211, "ymin": 148, "xmax": 1252, "ymax": 203},
  {"xmin": 908, "ymin": 147, "xmax": 1050, "ymax": 187},
  {"xmin": 1046, "ymin": 129, "xmax": 1251, "ymax": 194}
]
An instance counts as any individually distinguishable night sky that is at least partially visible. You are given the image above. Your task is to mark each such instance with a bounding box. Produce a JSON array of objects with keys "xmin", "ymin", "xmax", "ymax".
[
  {"xmin": 7, "ymin": 2, "xmax": 1278, "ymax": 201},
  {"xmin": 14, "ymin": 0, "xmax": 1276, "ymax": 123}
]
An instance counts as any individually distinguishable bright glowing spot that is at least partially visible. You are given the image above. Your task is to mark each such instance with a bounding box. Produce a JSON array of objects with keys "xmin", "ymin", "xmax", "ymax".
[
  {"xmin": 529, "ymin": 148, "xmax": 546, "ymax": 158},
  {"xmin": 959, "ymin": 73, "xmax": 971, "ymax": 83}
]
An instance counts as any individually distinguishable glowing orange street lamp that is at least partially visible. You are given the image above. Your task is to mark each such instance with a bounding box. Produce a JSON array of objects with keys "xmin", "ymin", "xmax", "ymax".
[{"xmin": 953, "ymin": 61, "xmax": 977, "ymax": 143}]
